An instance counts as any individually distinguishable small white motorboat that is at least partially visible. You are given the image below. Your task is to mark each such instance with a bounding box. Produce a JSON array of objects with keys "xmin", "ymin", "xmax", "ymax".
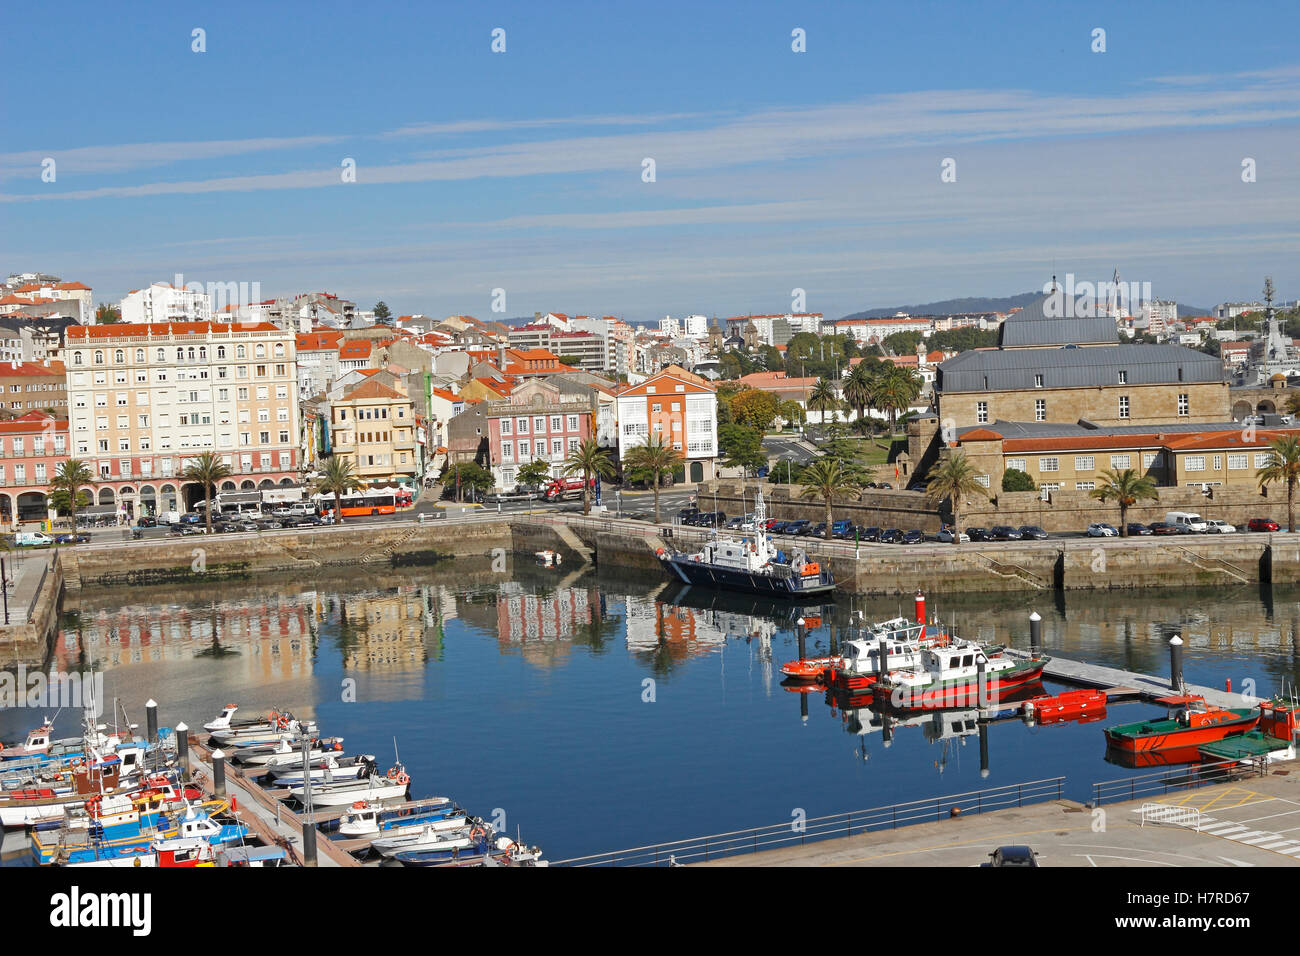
[
  {"xmin": 371, "ymin": 820, "xmax": 486, "ymax": 858},
  {"xmin": 289, "ymin": 766, "xmax": 410, "ymax": 808}
]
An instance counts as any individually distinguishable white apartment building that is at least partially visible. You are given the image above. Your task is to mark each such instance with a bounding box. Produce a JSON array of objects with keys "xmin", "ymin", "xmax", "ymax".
[
  {"xmin": 64, "ymin": 321, "xmax": 300, "ymax": 516},
  {"xmin": 120, "ymin": 283, "xmax": 213, "ymax": 324}
]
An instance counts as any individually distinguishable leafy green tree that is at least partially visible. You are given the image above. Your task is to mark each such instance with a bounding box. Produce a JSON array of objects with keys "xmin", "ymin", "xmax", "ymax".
[
  {"xmin": 1257, "ymin": 435, "xmax": 1300, "ymax": 532},
  {"xmin": 443, "ymin": 461, "xmax": 495, "ymax": 501},
  {"xmin": 778, "ymin": 400, "xmax": 806, "ymax": 428},
  {"xmin": 49, "ymin": 487, "xmax": 92, "ymax": 517},
  {"xmin": 312, "ymin": 455, "xmax": 359, "ymax": 524},
  {"xmin": 563, "ymin": 437, "xmax": 616, "ymax": 515},
  {"xmin": 1089, "ymin": 468, "xmax": 1159, "ymax": 537},
  {"xmin": 373, "ymin": 301, "xmax": 392, "ymax": 321},
  {"xmin": 1001, "ymin": 468, "xmax": 1036, "ymax": 492},
  {"xmin": 516, "ymin": 459, "xmax": 552, "ymax": 489},
  {"xmin": 182, "ymin": 451, "xmax": 233, "ymax": 534},
  {"xmin": 799, "ymin": 458, "xmax": 858, "ymax": 539},
  {"xmin": 925, "ymin": 452, "xmax": 988, "ymax": 544},
  {"xmin": 758, "ymin": 345, "xmax": 783, "ymax": 370},
  {"xmin": 718, "ymin": 423, "xmax": 767, "ymax": 473},
  {"xmin": 730, "ymin": 388, "xmax": 780, "ymax": 431},
  {"xmin": 622, "ymin": 434, "xmax": 682, "ymax": 522},
  {"xmin": 49, "ymin": 459, "xmax": 96, "ymax": 529},
  {"xmin": 95, "ymin": 303, "xmax": 121, "ymax": 324},
  {"xmin": 882, "ymin": 330, "xmax": 924, "ymax": 355}
]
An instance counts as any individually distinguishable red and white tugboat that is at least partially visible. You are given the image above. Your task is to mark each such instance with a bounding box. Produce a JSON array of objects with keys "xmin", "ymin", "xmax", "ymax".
[{"xmin": 871, "ymin": 641, "xmax": 1049, "ymax": 711}]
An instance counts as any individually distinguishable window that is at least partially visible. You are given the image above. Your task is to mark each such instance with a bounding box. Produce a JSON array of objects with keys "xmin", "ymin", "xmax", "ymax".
[
  {"xmin": 74, "ymin": 352, "xmax": 83, "ymax": 366},
  {"xmin": 567, "ymin": 415, "xmax": 579, "ymax": 432},
  {"xmin": 1033, "ymin": 374, "xmax": 1043, "ymax": 388},
  {"xmin": 534, "ymin": 417, "xmax": 546, "ymax": 434},
  {"xmin": 1118, "ymin": 370, "xmax": 1127, "ymax": 384},
  {"xmin": 1006, "ymin": 458, "xmax": 1026, "ymax": 472},
  {"xmin": 94, "ymin": 350, "xmax": 104, "ymax": 365},
  {"xmin": 501, "ymin": 419, "xmax": 512, "ymax": 435},
  {"xmin": 1185, "ymin": 456, "xmax": 1206, "ymax": 472},
  {"xmin": 651, "ymin": 403, "xmax": 661, "ymax": 413},
  {"xmin": 1038, "ymin": 457, "xmax": 1059, "ymax": 472},
  {"xmin": 114, "ymin": 349, "xmax": 124, "ymax": 364},
  {"xmin": 551, "ymin": 439, "xmax": 563, "ymax": 457},
  {"xmin": 1228, "ymin": 453, "xmax": 1248, "ymax": 470},
  {"xmin": 1074, "ymin": 456, "xmax": 1094, "ymax": 471},
  {"xmin": 1255, "ymin": 452, "xmax": 1272, "ymax": 468},
  {"xmin": 1110, "ymin": 454, "xmax": 1131, "ymax": 469},
  {"xmin": 1212, "ymin": 455, "xmax": 1222, "ymax": 470},
  {"xmin": 1144, "ymin": 451, "xmax": 1162, "ymax": 468},
  {"xmin": 1039, "ymin": 482, "xmax": 1060, "ymax": 501},
  {"xmin": 1118, "ymin": 395, "xmax": 1129, "ymax": 419},
  {"xmin": 502, "ymin": 443, "xmax": 514, "ymax": 461},
  {"xmin": 1075, "ymin": 481, "xmax": 1095, "ymax": 491},
  {"xmin": 976, "ymin": 401, "xmax": 988, "ymax": 424},
  {"xmin": 1034, "ymin": 398, "xmax": 1046, "ymax": 421},
  {"xmin": 1178, "ymin": 393, "xmax": 1189, "ymax": 416},
  {"xmin": 550, "ymin": 416, "xmax": 562, "ymax": 432},
  {"xmin": 975, "ymin": 474, "xmax": 990, "ymax": 488}
]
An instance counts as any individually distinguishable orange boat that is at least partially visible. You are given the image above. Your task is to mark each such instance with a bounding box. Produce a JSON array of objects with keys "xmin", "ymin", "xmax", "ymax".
[
  {"xmin": 781, "ymin": 656, "xmax": 845, "ymax": 682},
  {"xmin": 1023, "ymin": 689, "xmax": 1108, "ymax": 725},
  {"xmin": 1104, "ymin": 694, "xmax": 1259, "ymax": 753}
]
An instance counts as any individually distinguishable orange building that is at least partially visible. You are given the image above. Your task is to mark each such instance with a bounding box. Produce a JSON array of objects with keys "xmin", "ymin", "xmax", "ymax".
[{"xmin": 616, "ymin": 365, "xmax": 718, "ymax": 482}]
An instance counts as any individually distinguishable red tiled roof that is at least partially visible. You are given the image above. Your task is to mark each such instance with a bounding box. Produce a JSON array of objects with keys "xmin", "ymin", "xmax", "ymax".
[
  {"xmin": 342, "ymin": 380, "xmax": 406, "ymax": 401},
  {"xmin": 0, "ymin": 361, "xmax": 66, "ymax": 376},
  {"xmin": 66, "ymin": 322, "xmax": 279, "ymax": 340}
]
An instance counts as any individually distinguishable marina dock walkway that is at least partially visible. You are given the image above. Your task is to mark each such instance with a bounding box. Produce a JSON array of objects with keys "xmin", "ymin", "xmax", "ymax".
[
  {"xmin": 1005, "ymin": 648, "xmax": 1248, "ymax": 708},
  {"xmin": 189, "ymin": 738, "xmax": 360, "ymax": 867},
  {"xmin": 701, "ymin": 769, "xmax": 1300, "ymax": 867}
]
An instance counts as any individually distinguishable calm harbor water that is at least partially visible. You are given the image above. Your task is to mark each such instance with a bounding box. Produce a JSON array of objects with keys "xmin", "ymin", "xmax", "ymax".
[{"xmin": 4, "ymin": 560, "xmax": 1300, "ymax": 863}]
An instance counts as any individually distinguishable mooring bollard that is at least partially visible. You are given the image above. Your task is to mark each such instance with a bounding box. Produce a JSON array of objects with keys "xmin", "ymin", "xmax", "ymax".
[
  {"xmin": 174, "ymin": 722, "xmax": 189, "ymax": 780},
  {"xmin": 145, "ymin": 698, "xmax": 158, "ymax": 744},
  {"xmin": 1169, "ymin": 635, "xmax": 1184, "ymax": 691},
  {"xmin": 1029, "ymin": 611, "xmax": 1042, "ymax": 656},
  {"xmin": 211, "ymin": 749, "xmax": 226, "ymax": 797}
]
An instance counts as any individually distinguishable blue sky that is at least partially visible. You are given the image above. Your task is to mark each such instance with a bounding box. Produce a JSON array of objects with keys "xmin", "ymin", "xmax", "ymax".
[{"xmin": 2, "ymin": 0, "xmax": 1298, "ymax": 321}]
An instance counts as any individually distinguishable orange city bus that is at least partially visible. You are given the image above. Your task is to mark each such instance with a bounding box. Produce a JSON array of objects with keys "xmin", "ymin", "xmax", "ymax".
[{"xmin": 335, "ymin": 492, "xmax": 398, "ymax": 518}]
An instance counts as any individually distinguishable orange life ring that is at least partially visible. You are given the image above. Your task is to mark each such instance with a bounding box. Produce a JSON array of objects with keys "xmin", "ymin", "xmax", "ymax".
[
  {"xmin": 351, "ymin": 800, "xmax": 366, "ymax": 810},
  {"xmin": 396, "ymin": 773, "xmax": 410, "ymax": 786}
]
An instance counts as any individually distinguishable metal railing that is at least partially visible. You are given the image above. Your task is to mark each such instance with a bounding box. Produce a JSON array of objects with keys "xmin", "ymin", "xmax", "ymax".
[
  {"xmin": 1092, "ymin": 757, "xmax": 1264, "ymax": 807},
  {"xmin": 551, "ymin": 777, "xmax": 1066, "ymax": 867}
]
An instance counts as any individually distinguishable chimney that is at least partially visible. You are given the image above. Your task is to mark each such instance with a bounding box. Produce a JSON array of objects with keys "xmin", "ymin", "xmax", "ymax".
[{"xmin": 498, "ymin": 342, "xmax": 506, "ymax": 369}]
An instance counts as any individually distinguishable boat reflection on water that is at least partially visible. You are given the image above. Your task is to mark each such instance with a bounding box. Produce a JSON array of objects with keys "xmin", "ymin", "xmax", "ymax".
[{"xmin": 1103, "ymin": 743, "xmax": 1207, "ymax": 770}]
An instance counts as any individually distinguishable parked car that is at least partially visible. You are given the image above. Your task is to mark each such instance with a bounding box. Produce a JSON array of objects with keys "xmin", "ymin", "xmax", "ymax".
[
  {"xmin": 15, "ymin": 532, "xmax": 54, "ymax": 547},
  {"xmin": 764, "ymin": 518, "xmax": 784, "ymax": 532},
  {"xmin": 1017, "ymin": 525, "xmax": 1048, "ymax": 540},
  {"xmin": 136, "ymin": 516, "xmax": 158, "ymax": 528},
  {"xmin": 902, "ymin": 529, "xmax": 925, "ymax": 545},
  {"xmin": 966, "ymin": 527, "xmax": 991, "ymax": 542},
  {"xmin": 1248, "ymin": 517, "xmax": 1281, "ymax": 532},
  {"xmin": 906, "ymin": 482, "xmax": 928, "ymax": 492},
  {"xmin": 989, "ymin": 525, "xmax": 1022, "ymax": 541},
  {"xmin": 1204, "ymin": 519, "xmax": 1236, "ymax": 534},
  {"xmin": 54, "ymin": 533, "xmax": 92, "ymax": 545},
  {"xmin": 877, "ymin": 482, "xmax": 893, "ymax": 490},
  {"xmin": 784, "ymin": 519, "xmax": 812, "ymax": 536},
  {"xmin": 677, "ymin": 507, "xmax": 700, "ymax": 522},
  {"xmin": 878, "ymin": 529, "xmax": 904, "ymax": 544},
  {"xmin": 984, "ymin": 845, "xmax": 1039, "ymax": 868},
  {"xmin": 1086, "ymin": 523, "xmax": 1118, "ymax": 537},
  {"xmin": 1149, "ymin": 521, "xmax": 1180, "ymax": 536},
  {"xmin": 936, "ymin": 526, "xmax": 970, "ymax": 543},
  {"xmin": 810, "ymin": 522, "xmax": 828, "ymax": 538},
  {"xmin": 236, "ymin": 520, "xmax": 260, "ymax": 532},
  {"xmin": 831, "ymin": 520, "xmax": 854, "ymax": 538},
  {"xmin": 180, "ymin": 512, "xmax": 203, "ymax": 525},
  {"xmin": 1165, "ymin": 511, "xmax": 1208, "ymax": 534},
  {"xmin": 1126, "ymin": 523, "xmax": 1153, "ymax": 536},
  {"xmin": 858, "ymin": 526, "xmax": 883, "ymax": 543}
]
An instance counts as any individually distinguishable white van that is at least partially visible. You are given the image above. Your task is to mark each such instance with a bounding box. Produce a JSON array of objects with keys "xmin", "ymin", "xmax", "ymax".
[
  {"xmin": 158, "ymin": 510, "xmax": 182, "ymax": 526},
  {"xmin": 14, "ymin": 532, "xmax": 53, "ymax": 547},
  {"xmin": 1165, "ymin": 511, "xmax": 1208, "ymax": 533}
]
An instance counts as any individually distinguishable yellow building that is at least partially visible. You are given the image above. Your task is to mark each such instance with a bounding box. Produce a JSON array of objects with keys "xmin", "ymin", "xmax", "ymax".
[{"xmin": 329, "ymin": 378, "xmax": 418, "ymax": 484}]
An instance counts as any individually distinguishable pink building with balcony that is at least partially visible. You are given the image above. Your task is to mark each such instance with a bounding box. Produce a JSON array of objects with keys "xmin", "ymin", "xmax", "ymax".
[
  {"xmin": 0, "ymin": 412, "xmax": 71, "ymax": 525},
  {"xmin": 483, "ymin": 379, "xmax": 594, "ymax": 488}
]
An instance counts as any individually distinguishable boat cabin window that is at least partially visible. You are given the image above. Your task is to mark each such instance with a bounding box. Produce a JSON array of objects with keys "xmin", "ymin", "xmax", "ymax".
[{"xmin": 963, "ymin": 654, "xmax": 974, "ymax": 667}]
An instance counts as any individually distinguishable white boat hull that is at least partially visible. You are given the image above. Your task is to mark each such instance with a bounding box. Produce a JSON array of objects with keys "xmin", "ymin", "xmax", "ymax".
[{"xmin": 292, "ymin": 780, "xmax": 408, "ymax": 807}]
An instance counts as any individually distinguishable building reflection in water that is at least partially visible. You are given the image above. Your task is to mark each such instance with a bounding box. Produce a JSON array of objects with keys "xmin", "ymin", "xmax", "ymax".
[{"xmin": 331, "ymin": 585, "xmax": 444, "ymax": 671}]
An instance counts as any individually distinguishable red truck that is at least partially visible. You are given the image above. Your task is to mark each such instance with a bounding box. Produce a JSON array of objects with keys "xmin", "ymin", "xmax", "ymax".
[{"xmin": 544, "ymin": 477, "xmax": 595, "ymax": 501}]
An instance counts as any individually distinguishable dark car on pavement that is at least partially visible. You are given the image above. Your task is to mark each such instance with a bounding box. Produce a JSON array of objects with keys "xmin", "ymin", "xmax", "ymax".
[
  {"xmin": 902, "ymin": 529, "xmax": 925, "ymax": 544},
  {"xmin": 678, "ymin": 507, "xmax": 700, "ymax": 522},
  {"xmin": 1149, "ymin": 521, "xmax": 1180, "ymax": 535},
  {"xmin": 1248, "ymin": 517, "xmax": 1281, "ymax": 532},
  {"xmin": 810, "ymin": 522, "xmax": 828, "ymax": 538},
  {"xmin": 858, "ymin": 526, "xmax": 883, "ymax": 542},
  {"xmin": 1126, "ymin": 522, "xmax": 1153, "ymax": 536},
  {"xmin": 983, "ymin": 845, "xmax": 1039, "ymax": 868},
  {"xmin": 966, "ymin": 527, "xmax": 991, "ymax": 542},
  {"xmin": 784, "ymin": 519, "xmax": 812, "ymax": 536},
  {"xmin": 878, "ymin": 529, "xmax": 904, "ymax": 544},
  {"xmin": 831, "ymin": 520, "xmax": 854, "ymax": 538},
  {"xmin": 136, "ymin": 516, "xmax": 157, "ymax": 528},
  {"xmin": 989, "ymin": 525, "xmax": 1022, "ymax": 541},
  {"xmin": 1017, "ymin": 525, "xmax": 1048, "ymax": 540},
  {"xmin": 54, "ymin": 533, "xmax": 92, "ymax": 544}
]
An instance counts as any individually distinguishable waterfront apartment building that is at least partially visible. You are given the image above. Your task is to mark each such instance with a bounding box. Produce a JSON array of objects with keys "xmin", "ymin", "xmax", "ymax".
[
  {"xmin": 64, "ymin": 322, "xmax": 301, "ymax": 516},
  {"xmin": 0, "ymin": 412, "xmax": 68, "ymax": 524},
  {"xmin": 616, "ymin": 365, "xmax": 718, "ymax": 482},
  {"xmin": 0, "ymin": 361, "xmax": 67, "ymax": 415},
  {"xmin": 484, "ymin": 378, "xmax": 595, "ymax": 488},
  {"xmin": 327, "ymin": 378, "xmax": 419, "ymax": 486}
]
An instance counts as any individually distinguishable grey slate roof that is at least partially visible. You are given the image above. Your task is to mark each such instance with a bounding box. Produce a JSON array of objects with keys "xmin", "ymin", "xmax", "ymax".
[
  {"xmin": 997, "ymin": 294, "xmax": 1119, "ymax": 348},
  {"xmin": 938, "ymin": 344, "xmax": 1223, "ymax": 393}
]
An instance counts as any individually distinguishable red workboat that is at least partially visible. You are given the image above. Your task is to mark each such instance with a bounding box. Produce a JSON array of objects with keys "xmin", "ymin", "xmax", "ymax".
[
  {"xmin": 1023, "ymin": 689, "xmax": 1108, "ymax": 725},
  {"xmin": 1103, "ymin": 694, "xmax": 1259, "ymax": 754},
  {"xmin": 781, "ymin": 656, "xmax": 845, "ymax": 682},
  {"xmin": 871, "ymin": 641, "xmax": 1049, "ymax": 711}
]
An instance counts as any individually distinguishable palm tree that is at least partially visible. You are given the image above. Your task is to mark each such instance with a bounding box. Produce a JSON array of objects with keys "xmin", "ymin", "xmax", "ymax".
[
  {"xmin": 1089, "ymin": 468, "xmax": 1159, "ymax": 537},
  {"xmin": 49, "ymin": 459, "xmax": 96, "ymax": 531},
  {"xmin": 876, "ymin": 365, "xmax": 922, "ymax": 433},
  {"xmin": 181, "ymin": 452, "xmax": 234, "ymax": 534},
  {"xmin": 1284, "ymin": 393, "xmax": 1300, "ymax": 419},
  {"xmin": 925, "ymin": 452, "xmax": 988, "ymax": 544},
  {"xmin": 1257, "ymin": 435, "xmax": 1300, "ymax": 532},
  {"xmin": 841, "ymin": 361, "xmax": 876, "ymax": 426},
  {"xmin": 622, "ymin": 434, "xmax": 683, "ymax": 522},
  {"xmin": 808, "ymin": 378, "xmax": 839, "ymax": 425},
  {"xmin": 312, "ymin": 455, "xmax": 359, "ymax": 525},
  {"xmin": 798, "ymin": 458, "xmax": 858, "ymax": 539},
  {"xmin": 563, "ymin": 438, "xmax": 616, "ymax": 516}
]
